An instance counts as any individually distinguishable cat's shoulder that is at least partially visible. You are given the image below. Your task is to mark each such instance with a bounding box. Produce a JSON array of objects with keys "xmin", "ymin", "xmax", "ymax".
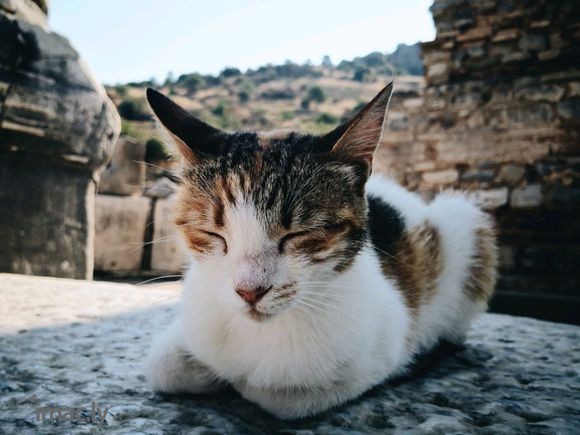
[{"xmin": 365, "ymin": 175, "xmax": 428, "ymax": 228}]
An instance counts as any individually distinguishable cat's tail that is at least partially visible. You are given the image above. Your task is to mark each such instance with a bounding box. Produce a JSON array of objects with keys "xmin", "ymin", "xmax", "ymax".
[
  {"xmin": 426, "ymin": 192, "xmax": 498, "ymax": 340},
  {"xmin": 429, "ymin": 192, "xmax": 498, "ymax": 305}
]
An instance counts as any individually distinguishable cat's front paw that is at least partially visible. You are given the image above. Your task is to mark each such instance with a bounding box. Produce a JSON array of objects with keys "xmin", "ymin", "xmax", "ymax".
[{"xmin": 145, "ymin": 324, "xmax": 225, "ymax": 394}]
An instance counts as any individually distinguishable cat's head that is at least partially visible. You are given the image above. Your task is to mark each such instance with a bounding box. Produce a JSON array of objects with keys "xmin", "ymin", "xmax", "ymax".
[{"xmin": 147, "ymin": 84, "xmax": 392, "ymax": 321}]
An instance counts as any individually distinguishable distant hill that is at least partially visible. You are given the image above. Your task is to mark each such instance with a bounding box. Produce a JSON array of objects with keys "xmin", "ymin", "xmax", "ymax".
[
  {"xmin": 337, "ymin": 43, "xmax": 423, "ymax": 76},
  {"xmin": 106, "ymin": 44, "xmax": 424, "ymax": 164}
]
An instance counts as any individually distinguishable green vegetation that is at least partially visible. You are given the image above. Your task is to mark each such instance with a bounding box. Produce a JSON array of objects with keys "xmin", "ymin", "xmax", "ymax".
[
  {"xmin": 175, "ymin": 73, "xmax": 206, "ymax": 95},
  {"xmin": 108, "ymin": 46, "xmax": 423, "ymax": 157},
  {"xmin": 145, "ymin": 137, "xmax": 172, "ymax": 162},
  {"xmin": 118, "ymin": 99, "xmax": 150, "ymax": 121},
  {"xmin": 316, "ymin": 113, "xmax": 338, "ymax": 124},
  {"xmin": 307, "ymin": 86, "xmax": 326, "ymax": 104}
]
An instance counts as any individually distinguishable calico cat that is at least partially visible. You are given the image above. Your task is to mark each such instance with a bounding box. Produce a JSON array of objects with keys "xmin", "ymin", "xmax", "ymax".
[{"xmin": 144, "ymin": 83, "xmax": 498, "ymax": 419}]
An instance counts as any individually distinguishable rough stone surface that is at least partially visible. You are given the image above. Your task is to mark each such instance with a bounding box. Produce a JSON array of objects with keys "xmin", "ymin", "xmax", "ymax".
[
  {"xmin": 466, "ymin": 188, "xmax": 509, "ymax": 210},
  {"xmin": 0, "ymin": 274, "xmax": 578, "ymax": 434},
  {"xmin": 98, "ymin": 136, "xmax": 146, "ymax": 196},
  {"xmin": 510, "ymin": 184, "xmax": 542, "ymax": 208},
  {"xmin": 94, "ymin": 195, "xmax": 150, "ymax": 272},
  {"xmin": 0, "ymin": 0, "xmax": 121, "ymax": 279}
]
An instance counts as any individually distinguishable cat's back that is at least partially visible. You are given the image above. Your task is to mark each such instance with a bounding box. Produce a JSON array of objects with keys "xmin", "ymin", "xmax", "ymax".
[{"xmin": 365, "ymin": 176, "xmax": 497, "ymax": 351}]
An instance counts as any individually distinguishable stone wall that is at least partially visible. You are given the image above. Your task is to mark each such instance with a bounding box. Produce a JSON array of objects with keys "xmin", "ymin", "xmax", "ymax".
[
  {"xmin": 375, "ymin": 0, "xmax": 580, "ymax": 322},
  {"xmin": 94, "ymin": 146, "xmax": 185, "ymax": 276},
  {"xmin": 0, "ymin": 0, "xmax": 120, "ymax": 279}
]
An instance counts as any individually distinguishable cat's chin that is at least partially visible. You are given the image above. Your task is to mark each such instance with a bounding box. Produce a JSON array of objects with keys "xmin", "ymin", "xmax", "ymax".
[{"xmin": 246, "ymin": 307, "xmax": 274, "ymax": 322}]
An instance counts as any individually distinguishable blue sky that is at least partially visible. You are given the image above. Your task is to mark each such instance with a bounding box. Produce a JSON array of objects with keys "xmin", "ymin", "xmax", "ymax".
[{"xmin": 51, "ymin": 0, "xmax": 435, "ymax": 85}]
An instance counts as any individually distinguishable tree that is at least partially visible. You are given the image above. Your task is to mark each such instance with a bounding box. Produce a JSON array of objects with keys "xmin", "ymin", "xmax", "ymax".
[
  {"xmin": 353, "ymin": 68, "xmax": 371, "ymax": 82},
  {"xmin": 307, "ymin": 86, "xmax": 326, "ymax": 104},
  {"xmin": 177, "ymin": 73, "xmax": 206, "ymax": 95},
  {"xmin": 219, "ymin": 67, "xmax": 242, "ymax": 79},
  {"xmin": 322, "ymin": 55, "xmax": 333, "ymax": 68}
]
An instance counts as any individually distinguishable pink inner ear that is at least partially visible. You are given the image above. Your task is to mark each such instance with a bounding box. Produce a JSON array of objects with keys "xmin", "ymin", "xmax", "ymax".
[
  {"xmin": 169, "ymin": 132, "xmax": 199, "ymax": 164},
  {"xmin": 330, "ymin": 83, "xmax": 393, "ymax": 165}
]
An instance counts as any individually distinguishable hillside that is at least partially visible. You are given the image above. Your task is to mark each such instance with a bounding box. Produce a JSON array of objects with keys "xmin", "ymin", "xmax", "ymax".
[{"xmin": 105, "ymin": 43, "xmax": 424, "ymax": 164}]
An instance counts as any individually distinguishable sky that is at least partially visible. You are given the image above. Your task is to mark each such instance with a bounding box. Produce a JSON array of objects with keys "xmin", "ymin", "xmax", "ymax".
[{"xmin": 50, "ymin": 0, "xmax": 435, "ymax": 85}]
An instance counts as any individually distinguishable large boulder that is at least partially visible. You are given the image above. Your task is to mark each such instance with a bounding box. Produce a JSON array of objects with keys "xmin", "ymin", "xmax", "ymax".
[{"xmin": 0, "ymin": 0, "xmax": 120, "ymax": 279}]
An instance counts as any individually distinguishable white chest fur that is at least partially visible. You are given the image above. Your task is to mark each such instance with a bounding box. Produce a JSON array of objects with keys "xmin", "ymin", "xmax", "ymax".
[{"xmin": 180, "ymin": 245, "xmax": 412, "ymax": 390}]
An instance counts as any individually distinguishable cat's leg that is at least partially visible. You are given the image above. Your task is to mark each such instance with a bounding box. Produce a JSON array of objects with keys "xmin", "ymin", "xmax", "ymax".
[
  {"xmin": 236, "ymin": 381, "xmax": 368, "ymax": 419},
  {"xmin": 145, "ymin": 320, "xmax": 225, "ymax": 394}
]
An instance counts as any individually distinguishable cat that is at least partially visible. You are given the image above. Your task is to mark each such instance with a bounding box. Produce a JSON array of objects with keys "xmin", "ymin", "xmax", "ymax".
[{"xmin": 144, "ymin": 83, "xmax": 498, "ymax": 419}]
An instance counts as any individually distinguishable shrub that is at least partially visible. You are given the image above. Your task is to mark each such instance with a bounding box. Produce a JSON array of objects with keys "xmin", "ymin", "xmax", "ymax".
[
  {"xmin": 353, "ymin": 68, "xmax": 371, "ymax": 82},
  {"xmin": 220, "ymin": 67, "xmax": 242, "ymax": 79},
  {"xmin": 260, "ymin": 88, "xmax": 296, "ymax": 100},
  {"xmin": 316, "ymin": 113, "xmax": 338, "ymax": 124},
  {"xmin": 211, "ymin": 101, "xmax": 241, "ymax": 130},
  {"xmin": 307, "ymin": 86, "xmax": 326, "ymax": 104},
  {"xmin": 145, "ymin": 137, "xmax": 172, "ymax": 162},
  {"xmin": 118, "ymin": 99, "xmax": 150, "ymax": 121},
  {"xmin": 238, "ymin": 91, "xmax": 250, "ymax": 103},
  {"xmin": 280, "ymin": 111, "xmax": 294, "ymax": 121},
  {"xmin": 176, "ymin": 73, "xmax": 206, "ymax": 94}
]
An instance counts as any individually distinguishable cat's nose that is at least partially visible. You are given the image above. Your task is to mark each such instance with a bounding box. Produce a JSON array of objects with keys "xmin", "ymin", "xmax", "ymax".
[{"xmin": 235, "ymin": 285, "xmax": 272, "ymax": 305}]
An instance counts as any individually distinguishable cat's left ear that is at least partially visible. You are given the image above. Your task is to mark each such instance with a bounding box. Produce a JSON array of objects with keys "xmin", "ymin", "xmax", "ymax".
[{"xmin": 323, "ymin": 82, "xmax": 393, "ymax": 172}]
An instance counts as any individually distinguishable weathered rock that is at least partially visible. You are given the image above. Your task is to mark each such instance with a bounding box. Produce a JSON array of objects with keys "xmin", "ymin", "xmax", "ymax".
[
  {"xmin": 0, "ymin": 15, "xmax": 119, "ymax": 169},
  {"xmin": 151, "ymin": 195, "xmax": 186, "ymax": 273},
  {"xmin": 94, "ymin": 195, "xmax": 150, "ymax": 272},
  {"xmin": 0, "ymin": 274, "xmax": 578, "ymax": 434},
  {"xmin": 518, "ymin": 34, "xmax": 547, "ymax": 52},
  {"xmin": 496, "ymin": 164, "xmax": 526, "ymax": 185},
  {"xmin": 510, "ymin": 184, "xmax": 542, "ymax": 208},
  {"xmin": 516, "ymin": 84, "xmax": 564, "ymax": 102},
  {"xmin": 0, "ymin": 1, "xmax": 120, "ymax": 279},
  {"xmin": 422, "ymin": 169, "xmax": 459, "ymax": 185},
  {"xmin": 98, "ymin": 136, "xmax": 146, "ymax": 196},
  {"xmin": 467, "ymin": 188, "xmax": 509, "ymax": 209},
  {"xmin": 0, "ymin": 160, "xmax": 96, "ymax": 278},
  {"xmin": 557, "ymin": 98, "xmax": 580, "ymax": 120}
]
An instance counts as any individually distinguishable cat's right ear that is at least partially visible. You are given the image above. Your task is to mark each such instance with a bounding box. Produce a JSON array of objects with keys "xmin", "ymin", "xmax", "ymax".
[{"xmin": 146, "ymin": 88, "xmax": 222, "ymax": 164}]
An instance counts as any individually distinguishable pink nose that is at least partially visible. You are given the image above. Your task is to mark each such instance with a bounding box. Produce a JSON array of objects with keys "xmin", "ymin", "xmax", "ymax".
[{"xmin": 235, "ymin": 286, "xmax": 272, "ymax": 305}]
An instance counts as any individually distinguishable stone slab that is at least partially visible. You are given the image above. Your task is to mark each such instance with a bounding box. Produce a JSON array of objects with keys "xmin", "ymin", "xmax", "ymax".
[
  {"xmin": 0, "ymin": 273, "xmax": 578, "ymax": 434},
  {"xmin": 0, "ymin": 156, "xmax": 96, "ymax": 279},
  {"xmin": 151, "ymin": 195, "xmax": 186, "ymax": 273},
  {"xmin": 94, "ymin": 195, "xmax": 150, "ymax": 272}
]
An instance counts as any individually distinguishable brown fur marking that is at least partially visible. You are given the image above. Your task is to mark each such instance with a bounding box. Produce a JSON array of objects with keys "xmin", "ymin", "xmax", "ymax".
[
  {"xmin": 464, "ymin": 225, "xmax": 498, "ymax": 303},
  {"xmin": 378, "ymin": 222, "xmax": 443, "ymax": 314}
]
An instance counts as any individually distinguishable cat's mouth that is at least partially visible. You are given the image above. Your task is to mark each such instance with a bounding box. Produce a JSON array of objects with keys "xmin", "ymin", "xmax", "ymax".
[
  {"xmin": 244, "ymin": 286, "xmax": 298, "ymax": 321},
  {"xmin": 247, "ymin": 306, "xmax": 273, "ymax": 321}
]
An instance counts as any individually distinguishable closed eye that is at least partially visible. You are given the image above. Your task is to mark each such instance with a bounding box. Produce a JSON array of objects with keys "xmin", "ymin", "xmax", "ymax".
[
  {"xmin": 200, "ymin": 230, "xmax": 228, "ymax": 252},
  {"xmin": 279, "ymin": 230, "xmax": 309, "ymax": 253},
  {"xmin": 278, "ymin": 221, "xmax": 352, "ymax": 253}
]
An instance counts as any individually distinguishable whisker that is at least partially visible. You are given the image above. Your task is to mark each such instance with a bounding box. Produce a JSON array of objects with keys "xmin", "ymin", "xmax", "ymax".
[
  {"xmin": 135, "ymin": 274, "xmax": 183, "ymax": 286},
  {"xmin": 127, "ymin": 236, "xmax": 177, "ymax": 246}
]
